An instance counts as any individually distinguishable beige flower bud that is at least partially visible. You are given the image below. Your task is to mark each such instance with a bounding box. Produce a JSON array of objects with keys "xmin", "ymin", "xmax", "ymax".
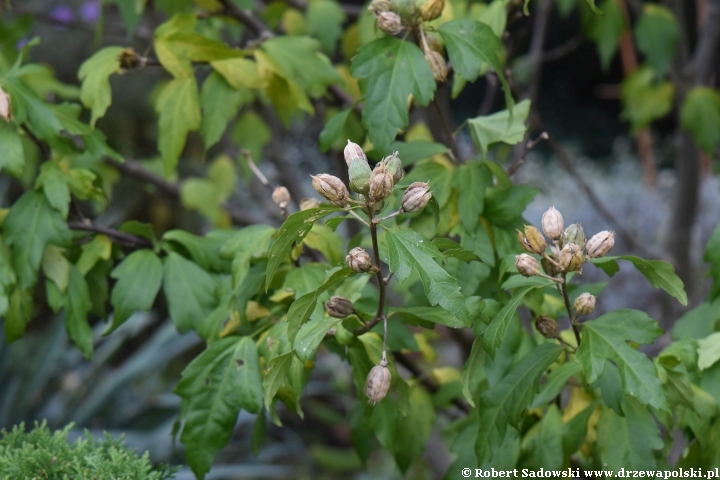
[
  {"xmin": 365, "ymin": 359, "xmax": 391, "ymax": 405},
  {"xmin": 382, "ymin": 151, "xmax": 404, "ymax": 184},
  {"xmin": 346, "ymin": 247, "xmax": 373, "ymax": 273},
  {"xmin": 516, "ymin": 253, "xmax": 540, "ymax": 277},
  {"xmin": 349, "ymin": 157, "xmax": 372, "ymax": 195},
  {"xmin": 424, "ymin": 50, "xmax": 447, "ymax": 82},
  {"xmin": 0, "ymin": 85, "xmax": 11, "ymax": 122},
  {"xmin": 271, "ymin": 186, "xmax": 290, "ymax": 210},
  {"xmin": 368, "ymin": 0, "xmax": 391, "ymax": 15},
  {"xmin": 377, "ymin": 11, "xmax": 403, "ymax": 35},
  {"xmin": 401, "ymin": 181, "xmax": 432, "ymax": 213},
  {"xmin": 311, "ymin": 174, "xmax": 349, "ymax": 207},
  {"xmin": 425, "ymin": 34, "xmax": 444, "ymax": 56},
  {"xmin": 324, "ymin": 295, "xmax": 355, "ymax": 318},
  {"xmin": 574, "ymin": 292, "xmax": 596, "ymax": 315},
  {"xmin": 563, "ymin": 223, "xmax": 586, "ymax": 248},
  {"xmin": 558, "ymin": 243, "xmax": 583, "ymax": 273},
  {"xmin": 344, "ymin": 140, "xmax": 367, "ymax": 167},
  {"xmin": 517, "ymin": 225, "xmax": 547, "ymax": 255},
  {"xmin": 535, "ymin": 316, "xmax": 558, "ymax": 339},
  {"xmin": 369, "ymin": 163, "xmax": 394, "ymax": 201},
  {"xmin": 585, "ymin": 231, "xmax": 615, "ymax": 259},
  {"xmin": 541, "ymin": 256, "xmax": 562, "ymax": 277},
  {"xmin": 421, "ymin": 0, "xmax": 445, "ymax": 21},
  {"xmin": 299, "ymin": 197, "xmax": 321, "ymax": 211},
  {"xmin": 542, "ymin": 206, "xmax": 564, "ymax": 241}
]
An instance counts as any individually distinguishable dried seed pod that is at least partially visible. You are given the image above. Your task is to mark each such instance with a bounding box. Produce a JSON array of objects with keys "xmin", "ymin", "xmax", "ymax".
[
  {"xmin": 558, "ymin": 243, "xmax": 583, "ymax": 273},
  {"xmin": 324, "ymin": 296, "xmax": 355, "ymax": 318},
  {"xmin": 118, "ymin": 47, "xmax": 142, "ymax": 71},
  {"xmin": 574, "ymin": 292, "xmax": 596, "ymax": 315},
  {"xmin": 425, "ymin": 34, "xmax": 444, "ymax": 56},
  {"xmin": 421, "ymin": 0, "xmax": 445, "ymax": 21},
  {"xmin": 344, "ymin": 140, "xmax": 367, "ymax": 167},
  {"xmin": 585, "ymin": 230, "xmax": 615, "ymax": 259},
  {"xmin": 563, "ymin": 223, "xmax": 586, "ymax": 248},
  {"xmin": 271, "ymin": 186, "xmax": 290, "ymax": 210},
  {"xmin": 365, "ymin": 359, "xmax": 391, "ymax": 405},
  {"xmin": 0, "ymin": 85, "xmax": 10, "ymax": 122},
  {"xmin": 346, "ymin": 247, "xmax": 374, "ymax": 273},
  {"xmin": 311, "ymin": 174, "xmax": 349, "ymax": 207},
  {"xmin": 349, "ymin": 157, "xmax": 372, "ymax": 195},
  {"xmin": 517, "ymin": 225, "xmax": 547, "ymax": 255},
  {"xmin": 401, "ymin": 181, "xmax": 432, "ymax": 213},
  {"xmin": 424, "ymin": 50, "xmax": 447, "ymax": 82},
  {"xmin": 382, "ymin": 151, "xmax": 404, "ymax": 184},
  {"xmin": 535, "ymin": 315, "xmax": 558, "ymax": 338},
  {"xmin": 299, "ymin": 197, "xmax": 321, "ymax": 211},
  {"xmin": 368, "ymin": 0, "xmax": 391, "ymax": 15},
  {"xmin": 516, "ymin": 254, "xmax": 540, "ymax": 277},
  {"xmin": 542, "ymin": 206, "xmax": 564, "ymax": 241},
  {"xmin": 377, "ymin": 11, "xmax": 403, "ymax": 35},
  {"xmin": 541, "ymin": 256, "xmax": 562, "ymax": 277},
  {"xmin": 369, "ymin": 163, "xmax": 394, "ymax": 201}
]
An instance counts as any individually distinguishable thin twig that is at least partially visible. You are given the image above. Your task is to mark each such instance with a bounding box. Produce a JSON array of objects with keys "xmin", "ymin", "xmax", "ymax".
[
  {"xmin": 559, "ymin": 273, "xmax": 582, "ymax": 347},
  {"xmin": 243, "ymin": 149, "xmax": 274, "ymax": 194},
  {"xmin": 68, "ymin": 220, "xmax": 153, "ymax": 248},
  {"xmin": 506, "ymin": 132, "xmax": 549, "ymax": 176},
  {"xmin": 354, "ymin": 204, "xmax": 387, "ymax": 336}
]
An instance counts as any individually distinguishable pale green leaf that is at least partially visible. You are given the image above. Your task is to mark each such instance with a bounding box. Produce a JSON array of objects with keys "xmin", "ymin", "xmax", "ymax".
[
  {"xmin": 587, "ymin": 0, "xmax": 625, "ymax": 70},
  {"xmin": 163, "ymin": 252, "xmax": 218, "ymax": 333},
  {"xmin": 306, "ymin": 0, "xmax": 346, "ymax": 54},
  {"xmin": 318, "ymin": 108, "xmax": 352, "ymax": 152},
  {"xmin": 4, "ymin": 286, "xmax": 33, "ymax": 342},
  {"xmin": 634, "ymin": 4, "xmax": 678, "ymax": 77},
  {"xmin": 220, "ymin": 225, "xmax": 276, "ymax": 289},
  {"xmin": 294, "ymin": 315, "xmax": 342, "ymax": 361},
  {"xmin": 389, "ymin": 305, "xmax": 467, "ymax": 329},
  {"xmin": 467, "ymin": 99, "xmax": 530, "ymax": 155},
  {"xmin": 394, "ymin": 386, "xmax": 435, "ymax": 472},
  {"xmin": 76, "ymin": 234, "xmax": 113, "ymax": 275},
  {"xmin": 78, "ymin": 46, "xmax": 123, "ymax": 126},
  {"xmin": 200, "ymin": 72, "xmax": 252, "ymax": 149},
  {"xmin": 680, "ymin": 87, "xmax": 720, "ymax": 155},
  {"xmin": 210, "ymin": 57, "xmax": 266, "ymax": 89},
  {"xmin": 461, "ymin": 335, "xmax": 485, "ymax": 406},
  {"xmin": 453, "ymin": 160, "xmax": 493, "ymax": 231},
  {"xmin": 41, "ymin": 244, "xmax": 70, "ymax": 292},
  {"xmin": 35, "ymin": 161, "xmax": 70, "ymax": 217},
  {"xmin": 620, "ymin": 67, "xmax": 673, "ymax": 133},
  {"xmin": 0, "ymin": 77, "xmax": 63, "ymax": 142},
  {"xmin": 697, "ymin": 332, "xmax": 720, "ymax": 371},
  {"xmin": 0, "ymin": 122, "xmax": 25, "ymax": 176},
  {"xmin": 156, "ymin": 76, "xmax": 201, "ymax": 176}
]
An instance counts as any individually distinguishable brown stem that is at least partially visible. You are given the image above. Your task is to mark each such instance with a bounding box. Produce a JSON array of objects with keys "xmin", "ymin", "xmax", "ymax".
[
  {"xmin": 559, "ymin": 273, "xmax": 581, "ymax": 347},
  {"xmin": 354, "ymin": 204, "xmax": 387, "ymax": 336},
  {"xmin": 68, "ymin": 220, "xmax": 153, "ymax": 248},
  {"xmin": 506, "ymin": 132, "xmax": 549, "ymax": 176}
]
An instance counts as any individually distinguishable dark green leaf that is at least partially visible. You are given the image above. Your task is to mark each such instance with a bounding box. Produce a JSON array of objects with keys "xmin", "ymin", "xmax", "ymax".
[
  {"xmin": 381, "ymin": 140, "xmax": 449, "ymax": 166},
  {"xmin": 64, "ymin": 265, "xmax": 93, "ymax": 360},
  {"xmin": 306, "ymin": 0, "xmax": 346, "ymax": 54},
  {"xmin": 483, "ymin": 185, "xmax": 539, "ymax": 226},
  {"xmin": 681, "ymin": 87, "xmax": 720, "ymax": 155},
  {"xmin": 393, "ymin": 386, "xmax": 435, "ymax": 472},
  {"xmin": 461, "ymin": 336, "xmax": 485, "ymax": 406},
  {"xmin": 672, "ymin": 299, "xmax": 720, "ymax": 340},
  {"xmin": 389, "ymin": 305, "xmax": 467, "ymax": 328},
  {"xmin": 200, "ymin": 72, "xmax": 251, "ymax": 149},
  {"xmin": 220, "ymin": 225, "xmax": 275, "ymax": 289},
  {"xmin": 531, "ymin": 405, "xmax": 563, "ymax": 469},
  {"xmin": 531, "ymin": 362, "xmax": 583, "ymax": 408},
  {"xmin": 107, "ymin": 250, "xmax": 163, "ymax": 333},
  {"xmin": 634, "ymin": 4, "xmax": 679, "ymax": 77},
  {"xmin": 4, "ymin": 286, "xmax": 33, "ymax": 342},
  {"xmin": 295, "ymin": 315, "xmax": 343, "ymax": 361},
  {"xmin": 453, "ymin": 160, "xmax": 493, "ymax": 231},
  {"xmin": 562, "ymin": 403, "xmax": 596, "ymax": 457},
  {"xmin": 319, "ymin": 108, "xmax": 351, "ymax": 152},
  {"xmin": 0, "ymin": 122, "xmax": 24, "ymax": 176},
  {"xmin": 704, "ymin": 223, "xmax": 720, "ymax": 302},
  {"xmin": 432, "ymin": 238, "xmax": 482, "ymax": 263},
  {"xmin": 263, "ymin": 352, "xmax": 293, "ymax": 412},
  {"xmin": 587, "ymin": 0, "xmax": 625, "ymax": 70},
  {"xmin": 163, "ymin": 252, "xmax": 218, "ymax": 333},
  {"xmin": 156, "ymin": 76, "xmax": 201, "ymax": 175}
]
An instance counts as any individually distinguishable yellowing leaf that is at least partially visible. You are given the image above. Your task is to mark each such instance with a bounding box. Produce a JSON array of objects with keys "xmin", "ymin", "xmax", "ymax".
[{"xmin": 210, "ymin": 58, "xmax": 266, "ymax": 89}]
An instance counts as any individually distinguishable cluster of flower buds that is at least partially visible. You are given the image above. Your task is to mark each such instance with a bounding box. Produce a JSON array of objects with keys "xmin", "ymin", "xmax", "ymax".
[
  {"xmin": 368, "ymin": 0, "xmax": 403, "ymax": 35},
  {"xmin": 365, "ymin": 357, "xmax": 391, "ymax": 405}
]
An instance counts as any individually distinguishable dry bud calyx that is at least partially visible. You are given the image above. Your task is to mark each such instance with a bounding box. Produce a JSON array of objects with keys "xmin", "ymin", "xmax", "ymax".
[
  {"xmin": 368, "ymin": 0, "xmax": 391, "ymax": 15},
  {"xmin": 369, "ymin": 163, "xmax": 394, "ymax": 202},
  {"xmin": 299, "ymin": 197, "xmax": 321, "ymax": 211},
  {"xmin": 271, "ymin": 186, "xmax": 290, "ymax": 210},
  {"xmin": 365, "ymin": 358, "xmax": 391, "ymax": 405},
  {"xmin": 559, "ymin": 243, "xmax": 583, "ymax": 273},
  {"xmin": 311, "ymin": 174, "xmax": 349, "ymax": 207},
  {"xmin": 535, "ymin": 316, "xmax": 558, "ymax": 339},
  {"xmin": 344, "ymin": 140, "xmax": 367, "ymax": 167},
  {"xmin": 563, "ymin": 223, "xmax": 586, "ymax": 248},
  {"xmin": 574, "ymin": 292, "xmax": 596, "ymax": 315},
  {"xmin": 382, "ymin": 152, "xmax": 404, "ymax": 184},
  {"xmin": 542, "ymin": 206, "xmax": 564, "ymax": 241},
  {"xmin": 346, "ymin": 247, "xmax": 374, "ymax": 273},
  {"xmin": 425, "ymin": 50, "xmax": 447, "ymax": 82},
  {"xmin": 421, "ymin": 0, "xmax": 445, "ymax": 21},
  {"xmin": 377, "ymin": 11, "xmax": 403, "ymax": 35},
  {"xmin": 517, "ymin": 225, "xmax": 547, "ymax": 255},
  {"xmin": 585, "ymin": 231, "xmax": 615, "ymax": 259},
  {"xmin": 401, "ymin": 182, "xmax": 432, "ymax": 213},
  {"xmin": 516, "ymin": 254, "xmax": 540, "ymax": 277},
  {"xmin": 324, "ymin": 296, "xmax": 355, "ymax": 318}
]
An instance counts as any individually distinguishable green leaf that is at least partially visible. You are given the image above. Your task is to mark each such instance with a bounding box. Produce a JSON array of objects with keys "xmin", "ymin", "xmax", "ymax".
[
  {"xmin": 3, "ymin": 191, "xmax": 72, "ymax": 289},
  {"xmin": 393, "ymin": 386, "xmax": 435, "ymax": 473},
  {"xmin": 468, "ymin": 99, "xmax": 530, "ymax": 156},
  {"xmin": 351, "ymin": 37, "xmax": 436, "ymax": 149},
  {"xmin": 577, "ymin": 309, "xmax": 668, "ymax": 411},
  {"xmin": 531, "ymin": 405, "xmax": 563, "ymax": 469},
  {"xmin": 303, "ymin": 224, "xmax": 344, "ymax": 265},
  {"xmin": 41, "ymin": 244, "xmax": 70, "ymax": 292},
  {"xmin": 432, "ymin": 238, "xmax": 482, "ymax": 263},
  {"xmin": 596, "ymin": 397, "xmax": 663, "ymax": 470},
  {"xmin": 35, "ymin": 161, "xmax": 70, "ymax": 217},
  {"xmin": 107, "ymin": 249, "xmax": 164, "ymax": 333},
  {"xmin": 461, "ymin": 336, "xmax": 485, "ymax": 406},
  {"xmin": 381, "ymin": 140, "xmax": 449, "ymax": 166},
  {"xmin": 439, "ymin": 20, "xmax": 514, "ymax": 111},
  {"xmin": 76, "ymin": 234, "xmax": 112, "ymax": 276},
  {"xmin": 200, "ymin": 72, "xmax": 251, "ymax": 149},
  {"xmin": 210, "ymin": 58, "xmax": 266, "ymax": 89},
  {"xmin": 0, "ymin": 122, "xmax": 24, "ymax": 176},
  {"xmin": 562, "ymin": 403, "xmax": 596, "ymax": 457},
  {"xmin": 620, "ymin": 67, "xmax": 673, "ymax": 133},
  {"xmin": 265, "ymin": 206, "xmax": 342, "ymax": 291},
  {"xmin": 531, "ymin": 362, "xmax": 583, "ymax": 408},
  {"xmin": 163, "ymin": 229, "xmax": 232, "ymax": 272},
  {"xmin": 156, "ymin": 76, "xmax": 201, "ymax": 176},
  {"xmin": 232, "ymin": 110, "xmax": 271, "ymax": 163},
  {"xmin": 672, "ymin": 299, "xmax": 720, "ymax": 340},
  {"xmin": 384, "ymin": 228, "xmax": 470, "ymax": 324},
  {"xmin": 176, "ymin": 336, "xmax": 263, "ymax": 479},
  {"xmin": 483, "ymin": 184, "xmax": 539, "ymax": 226},
  {"xmin": 453, "ymin": 160, "xmax": 493, "ymax": 231},
  {"xmin": 78, "ymin": 46, "xmax": 123, "ymax": 127},
  {"xmin": 705, "ymin": 223, "xmax": 720, "ymax": 302},
  {"xmin": 475, "ymin": 343, "xmax": 563, "ymax": 464},
  {"xmin": 0, "ymin": 77, "xmax": 63, "ymax": 142},
  {"xmin": 389, "ymin": 305, "xmax": 468, "ymax": 329},
  {"xmin": 263, "ymin": 352, "xmax": 293, "ymax": 412},
  {"xmin": 163, "ymin": 252, "xmax": 218, "ymax": 333},
  {"xmin": 220, "ymin": 225, "xmax": 276, "ymax": 289},
  {"xmin": 4, "ymin": 286, "xmax": 33, "ymax": 342},
  {"xmin": 294, "ymin": 315, "xmax": 342, "ymax": 361},
  {"xmin": 64, "ymin": 265, "xmax": 93, "ymax": 360},
  {"xmin": 587, "ymin": 0, "xmax": 625, "ymax": 70},
  {"xmin": 306, "ymin": 0, "xmax": 346, "ymax": 54},
  {"xmin": 634, "ymin": 4, "xmax": 679, "ymax": 77},
  {"xmin": 318, "ymin": 108, "xmax": 352, "ymax": 152},
  {"xmin": 697, "ymin": 332, "xmax": 720, "ymax": 371},
  {"xmin": 681, "ymin": 87, "xmax": 720, "ymax": 155}
]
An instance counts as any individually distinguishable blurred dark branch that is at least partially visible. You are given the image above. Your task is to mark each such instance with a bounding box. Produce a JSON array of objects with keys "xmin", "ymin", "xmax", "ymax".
[
  {"xmin": 68, "ymin": 220, "xmax": 153, "ymax": 248},
  {"xmin": 526, "ymin": 0, "xmax": 553, "ymax": 106},
  {"xmin": 506, "ymin": 132, "xmax": 548, "ymax": 176}
]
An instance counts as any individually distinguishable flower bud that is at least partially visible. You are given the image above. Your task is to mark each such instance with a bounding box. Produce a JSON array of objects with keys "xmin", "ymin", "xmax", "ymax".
[
  {"xmin": 535, "ymin": 316, "xmax": 558, "ymax": 339},
  {"xmin": 271, "ymin": 186, "xmax": 290, "ymax": 210},
  {"xmin": 574, "ymin": 292, "xmax": 596, "ymax": 315},
  {"xmin": 401, "ymin": 181, "xmax": 432, "ymax": 213},
  {"xmin": 421, "ymin": 0, "xmax": 445, "ymax": 21},
  {"xmin": 424, "ymin": 50, "xmax": 447, "ymax": 82},
  {"xmin": 346, "ymin": 247, "xmax": 373, "ymax": 273},
  {"xmin": 585, "ymin": 231, "xmax": 615, "ymax": 259},
  {"xmin": 324, "ymin": 295, "xmax": 355, "ymax": 318},
  {"xmin": 425, "ymin": 34, "xmax": 444, "ymax": 56},
  {"xmin": 517, "ymin": 225, "xmax": 547, "ymax": 254},
  {"xmin": 118, "ymin": 47, "xmax": 142, "ymax": 71},
  {"xmin": 368, "ymin": 0, "xmax": 391, "ymax": 15},
  {"xmin": 541, "ymin": 256, "xmax": 562, "ymax": 277},
  {"xmin": 542, "ymin": 206, "xmax": 564, "ymax": 241},
  {"xmin": 344, "ymin": 140, "xmax": 367, "ymax": 167},
  {"xmin": 558, "ymin": 243, "xmax": 583, "ymax": 273},
  {"xmin": 516, "ymin": 254, "xmax": 540, "ymax": 277},
  {"xmin": 382, "ymin": 152, "xmax": 404, "ymax": 184},
  {"xmin": 0, "ymin": 85, "xmax": 10, "ymax": 122},
  {"xmin": 365, "ymin": 359, "xmax": 391, "ymax": 405},
  {"xmin": 377, "ymin": 11, "xmax": 403, "ymax": 35},
  {"xmin": 563, "ymin": 223, "xmax": 586, "ymax": 248},
  {"xmin": 299, "ymin": 197, "xmax": 321, "ymax": 211},
  {"xmin": 311, "ymin": 174, "xmax": 349, "ymax": 207},
  {"xmin": 369, "ymin": 163, "xmax": 394, "ymax": 201},
  {"xmin": 349, "ymin": 158, "xmax": 372, "ymax": 195}
]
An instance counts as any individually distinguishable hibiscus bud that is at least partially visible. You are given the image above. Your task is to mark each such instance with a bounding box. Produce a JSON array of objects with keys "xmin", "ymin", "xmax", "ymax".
[
  {"xmin": 563, "ymin": 223, "xmax": 586, "ymax": 248},
  {"xmin": 517, "ymin": 225, "xmax": 547, "ymax": 255},
  {"xmin": 516, "ymin": 253, "xmax": 540, "ymax": 277},
  {"xmin": 349, "ymin": 157, "xmax": 372, "ymax": 195},
  {"xmin": 346, "ymin": 247, "xmax": 374, "ymax": 273},
  {"xmin": 344, "ymin": 140, "xmax": 367, "ymax": 167},
  {"xmin": 535, "ymin": 315, "xmax": 558, "ymax": 339},
  {"xmin": 425, "ymin": 34, "xmax": 444, "ymax": 56},
  {"xmin": 368, "ymin": 0, "xmax": 391, "ymax": 15},
  {"xmin": 559, "ymin": 243, "xmax": 583, "ymax": 272},
  {"xmin": 324, "ymin": 296, "xmax": 355, "ymax": 318},
  {"xmin": 574, "ymin": 293, "xmax": 596, "ymax": 315},
  {"xmin": 421, "ymin": 0, "xmax": 444, "ymax": 21},
  {"xmin": 311, "ymin": 174, "xmax": 349, "ymax": 207},
  {"xmin": 377, "ymin": 11, "xmax": 403, "ymax": 35},
  {"xmin": 542, "ymin": 206, "xmax": 564, "ymax": 241},
  {"xmin": 401, "ymin": 182, "xmax": 432, "ymax": 212},
  {"xmin": 299, "ymin": 197, "xmax": 321, "ymax": 211},
  {"xmin": 383, "ymin": 151, "xmax": 404, "ymax": 184},
  {"xmin": 369, "ymin": 163, "xmax": 394, "ymax": 201},
  {"xmin": 585, "ymin": 231, "xmax": 615, "ymax": 259},
  {"xmin": 271, "ymin": 186, "xmax": 290, "ymax": 210},
  {"xmin": 0, "ymin": 85, "xmax": 11, "ymax": 122},
  {"xmin": 541, "ymin": 256, "xmax": 562, "ymax": 277},
  {"xmin": 118, "ymin": 47, "xmax": 142, "ymax": 71},
  {"xmin": 365, "ymin": 359, "xmax": 391, "ymax": 405},
  {"xmin": 424, "ymin": 50, "xmax": 447, "ymax": 82}
]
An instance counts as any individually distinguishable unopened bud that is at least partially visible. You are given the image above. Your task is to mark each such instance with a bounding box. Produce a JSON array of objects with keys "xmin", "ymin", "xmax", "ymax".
[
  {"xmin": 369, "ymin": 163, "xmax": 394, "ymax": 201},
  {"xmin": 424, "ymin": 50, "xmax": 447, "ymax": 82},
  {"xmin": 324, "ymin": 295, "xmax": 355, "ymax": 318},
  {"xmin": 0, "ymin": 85, "xmax": 10, "ymax": 122},
  {"xmin": 558, "ymin": 243, "xmax": 583, "ymax": 272},
  {"xmin": 365, "ymin": 359, "xmax": 391, "ymax": 405},
  {"xmin": 563, "ymin": 223, "xmax": 586, "ymax": 248},
  {"xmin": 574, "ymin": 293, "xmax": 596, "ymax": 315},
  {"xmin": 368, "ymin": 0, "xmax": 391, "ymax": 15},
  {"xmin": 349, "ymin": 157, "xmax": 372, "ymax": 195},
  {"xmin": 271, "ymin": 186, "xmax": 290, "ymax": 210},
  {"xmin": 425, "ymin": 34, "xmax": 444, "ymax": 56},
  {"xmin": 542, "ymin": 206, "xmax": 564, "ymax": 241},
  {"xmin": 377, "ymin": 11, "xmax": 403, "ymax": 35},
  {"xmin": 517, "ymin": 225, "xmax": 547, "ymax": 254},
  {"xmin": 516, "ymin": 254, "xmax": 540, "ymax": 277},
  {"xmin": 382, "ymin": 152, "xmax": 404, "ymax": 184},
  {"xmin": 299, "ymin": 197, "xmax": 321, "ymax": 211},
  {"xmin": 346, "ymin": 247, "xmax": 374, "ymax": 273},
  {"xmin": 585, "ymin": 231, "xmax": 615, "ymax": 259},
  {"xmin": 535, "ymin": 316, "xmax": 558, "ymax": 338},
  {"xmin": 311, "ymin": 174, "xmax": 349, "ymax": 207},
  {"xmin": 401, "ymin": 181, "xmax": 432, "ymax": 213},
  {"xmin": 344, "ymin": 140, "xmax": 367, "ymax": 167},
  {"xmin": 118, "ymin": 47, "xmax": 142, "ymax": 71},
  {"xmin": 541, "ymin": 256, "xmax": 562, "ymax": 277},
  {"xmin": 421, "ymin": 0, "xmax": 444, "ymax": 21}
]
